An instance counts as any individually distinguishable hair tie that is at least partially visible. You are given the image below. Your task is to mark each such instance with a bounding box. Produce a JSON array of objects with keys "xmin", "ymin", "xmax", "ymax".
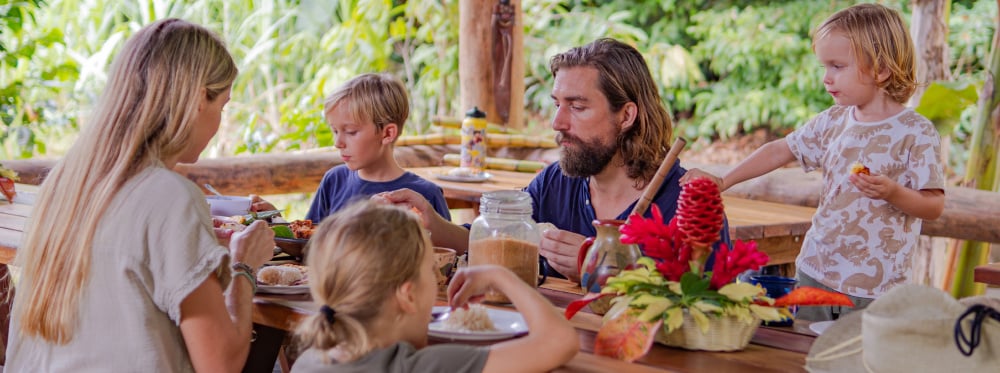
[{"xmin": 320, "ymin": 305, "xmax": 337, "ymax": 324}]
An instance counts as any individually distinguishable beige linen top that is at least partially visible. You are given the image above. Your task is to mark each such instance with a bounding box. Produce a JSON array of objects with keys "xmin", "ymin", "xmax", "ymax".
[
  {"xmin": 786, "ymin": 106, "xmax": 944, "ymax": 298},
  {"xmin": 6, "ymin": 164, "xmax": 230, "ymax": 372}
]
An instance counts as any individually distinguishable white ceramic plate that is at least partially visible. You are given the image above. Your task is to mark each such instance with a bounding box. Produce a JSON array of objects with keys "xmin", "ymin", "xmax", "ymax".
[
  {"xmin": 434, "ymin": 172, "xmax": 492, "ymax": 183},
  {"xmin": 257, "ymin": 284, "xmax": 309, "ymax": 295},
  {"xmin": 428, "ymin": 306, "xmax": 528, "ymax": 341},
  {"xmin": 809, "ymin": 320, "xmax": 835, "ymax": 335}
]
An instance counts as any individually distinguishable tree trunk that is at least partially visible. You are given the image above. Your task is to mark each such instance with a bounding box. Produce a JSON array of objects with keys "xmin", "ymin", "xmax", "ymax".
[
  {"xmin": 951, "ymin": 8, "xmax": 1000, "ymax": 298},
  {"xmin": 909, "ymin": 0, "xmax": 951, "ymax": 287},
  {"xmin": 909, "ymin": 0, "xmax": 952, "ymax": 106}
]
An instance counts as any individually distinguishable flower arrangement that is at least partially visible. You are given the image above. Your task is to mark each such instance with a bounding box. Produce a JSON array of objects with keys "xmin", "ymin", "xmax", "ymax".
[
  {"xmin": 565, "ymin": 177, "xmax": 852, "ymax": 361},
  {"xmin": 0, "ymin": 164, "xmax": 18, "ymax": 203}
]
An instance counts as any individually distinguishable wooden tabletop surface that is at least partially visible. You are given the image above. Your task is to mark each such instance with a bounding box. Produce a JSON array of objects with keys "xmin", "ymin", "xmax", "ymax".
[
  {"xmin": 408, "ymin": 166, "xmax": 816, "ymax": 240},
  {"xmin": 253, "ymin": 277, "xmax": 814, "ymax": 372},
  {"xmin": 408, "ymin": 166, "xmax": 816, "ymax": 266},
  {"xmin": 974, "ymin": 262, "xmax": 1000, "ymax": 286}
]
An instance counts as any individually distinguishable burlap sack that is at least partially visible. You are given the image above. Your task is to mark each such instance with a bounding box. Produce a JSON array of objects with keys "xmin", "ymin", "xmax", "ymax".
[{"xmin": 806, "ymin": 284, "xmax": 1000, "ymax": 372}]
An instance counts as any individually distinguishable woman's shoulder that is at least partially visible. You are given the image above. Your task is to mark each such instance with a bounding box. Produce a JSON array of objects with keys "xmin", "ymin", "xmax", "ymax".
[{"xmin": 119, "ymin": 166, "xmax": 203, "ymax": 207}]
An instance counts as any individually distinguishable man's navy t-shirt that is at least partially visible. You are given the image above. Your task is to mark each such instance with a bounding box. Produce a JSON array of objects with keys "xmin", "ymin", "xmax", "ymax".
[
  {"xmin": 525, "ymin": 161, "xmax": 728, "ymax": 277},
  {"xmin": 305, "ymin": 165, "xmax": 452, "ymax": 223}
]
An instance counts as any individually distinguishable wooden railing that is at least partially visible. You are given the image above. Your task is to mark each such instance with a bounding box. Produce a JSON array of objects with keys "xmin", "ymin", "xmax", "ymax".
[{"xmin": 5, "ymin": 147, "xmax": 999, "ymax": 244}]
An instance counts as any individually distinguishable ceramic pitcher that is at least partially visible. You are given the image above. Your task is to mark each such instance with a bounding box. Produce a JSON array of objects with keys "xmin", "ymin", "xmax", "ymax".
[{"xmin": 576, "ymin": 219, "xmax": 642, "ymax": 314}]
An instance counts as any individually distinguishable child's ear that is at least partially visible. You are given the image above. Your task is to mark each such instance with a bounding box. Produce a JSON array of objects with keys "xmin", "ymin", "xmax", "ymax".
[
  {"xmin": 197, "ymin": 88, "xmax": 208, "ymax": 112},
  {"xmin": 395, "ymin": 281, "xmax": 418, "ymax": 314},
  {"xmin": 876, "ymin": 66, "xmax": 891, "ymax": 85},
  {"xmin": 381, "ymin": 123, "xmax": 399, "ymax": 145}
]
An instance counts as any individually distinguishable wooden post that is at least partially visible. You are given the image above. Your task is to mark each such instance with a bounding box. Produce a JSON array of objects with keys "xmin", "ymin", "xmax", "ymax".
[{"xmin": 459, "ymin": 0, "xmax": 524, "ymax": 129}]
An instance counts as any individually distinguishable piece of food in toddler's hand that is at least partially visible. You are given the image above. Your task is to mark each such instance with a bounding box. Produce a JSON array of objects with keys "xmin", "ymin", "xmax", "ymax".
[
  {"xmin": 850, "ymin": 162, "xmax": 870, "ymax": 175},
  {"xmin": 441, "ymin": 304, "xmax": 497, "ymax": 332},
  {"xmin": 258, "ymin": 265, "xmax": 305, "ymax": 286}
]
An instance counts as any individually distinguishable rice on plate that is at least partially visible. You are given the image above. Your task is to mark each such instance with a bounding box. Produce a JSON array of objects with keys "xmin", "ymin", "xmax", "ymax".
[{"xmin": 441, "ymin": 304, "xmax": 497, "ymax": 332}]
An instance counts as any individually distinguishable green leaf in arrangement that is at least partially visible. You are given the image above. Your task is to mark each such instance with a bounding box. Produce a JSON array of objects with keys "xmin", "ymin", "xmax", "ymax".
[{"xmin": 915, "ymin": 81, "xmax": 979, "ymax": 137}]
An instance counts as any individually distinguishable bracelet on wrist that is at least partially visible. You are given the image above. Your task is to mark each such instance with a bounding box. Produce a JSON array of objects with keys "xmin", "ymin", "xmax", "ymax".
[
  {"xmin": 233, "ymin": 270, "xmax": 257, "ymax": 294},
  {"xmin": 232, "ymin": 262, "xmax": 256, "ymax": 277}
]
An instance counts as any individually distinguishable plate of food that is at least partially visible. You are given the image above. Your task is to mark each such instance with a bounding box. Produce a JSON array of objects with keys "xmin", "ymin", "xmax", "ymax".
[
  {"xmin": 434, "ymin": 168, "xmax": 492, "ymax": 183},
  {"xmin": 809, "ymin": 320, "xmax": 835, "ymax": 336},
  {"xmin": 256, "ymin": 263, "xmax": 310, "ymax": 295},
  {"xmin": 428, "ymin": 305, "xmax": 528, "ymax": 341}
]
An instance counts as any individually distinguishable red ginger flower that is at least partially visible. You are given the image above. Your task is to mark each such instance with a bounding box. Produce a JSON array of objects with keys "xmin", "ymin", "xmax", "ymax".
[
  {"xmin": 709, "ymin": 240, "xmax": 769, "ymax": 290},
  {"xmin": 620, "ymin": 205, "xmax": 691, "ymax": 281},
  {"xmin": 676, "ymin": 177, "xmax": 724, "ymax": 257}
]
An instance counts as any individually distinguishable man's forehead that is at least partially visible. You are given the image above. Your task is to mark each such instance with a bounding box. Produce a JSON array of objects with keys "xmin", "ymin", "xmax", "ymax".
[{"xmin": 551, "ymin": 67, "xmax": 601, "ymax": 101}]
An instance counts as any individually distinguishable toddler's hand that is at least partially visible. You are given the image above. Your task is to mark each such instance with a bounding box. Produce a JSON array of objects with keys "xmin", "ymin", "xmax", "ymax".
[
  {"xmin": 849, "ymin": 172, "xmax": 897, "ymax": 200},
  {"xmin": 680, "ymin": 168, "xmax": 723, "ymax": 188}
]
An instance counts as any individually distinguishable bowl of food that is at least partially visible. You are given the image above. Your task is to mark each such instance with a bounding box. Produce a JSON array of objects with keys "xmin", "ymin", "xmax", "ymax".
[
  {"xmin": 272, "ymin": 219, "xmax": 315, "ymax": 259},
  {"xmin": 434, "ymin": 247, "xmax": 458, "ymax": 288},
  {"xmin": 206, "ymin": 195, "xmax": 251, "ymax": 217}
]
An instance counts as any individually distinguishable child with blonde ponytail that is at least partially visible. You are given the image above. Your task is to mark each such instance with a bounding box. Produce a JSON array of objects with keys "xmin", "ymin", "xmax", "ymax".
[{"xmin": 292, "ymin": 200, "xmax": 578, "ymax": 372}]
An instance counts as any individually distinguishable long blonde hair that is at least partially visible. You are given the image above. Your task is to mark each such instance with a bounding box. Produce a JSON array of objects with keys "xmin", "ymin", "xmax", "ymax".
[
  {"xmin": 14, "ymin": 18, "xmax": 237, "ymax": 344},
  {"xmin": 295, "ymin": 200, "xmax": 428, "ymax": 362},
  {"xmin": 813, "ymin": 3, "xmax": 917, "ymax": 104}
]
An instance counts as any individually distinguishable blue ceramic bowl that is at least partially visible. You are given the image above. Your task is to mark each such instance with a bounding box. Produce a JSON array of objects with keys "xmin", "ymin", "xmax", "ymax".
[{"xmin": 750, "ymin": 275, "xmax": 798, "ymax": 327}]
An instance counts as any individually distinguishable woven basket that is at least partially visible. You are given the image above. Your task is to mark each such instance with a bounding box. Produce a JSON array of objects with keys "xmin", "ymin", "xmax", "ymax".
[{"xmin": 655, "ymin": 311, "xmax": 759, "ymax": 351}]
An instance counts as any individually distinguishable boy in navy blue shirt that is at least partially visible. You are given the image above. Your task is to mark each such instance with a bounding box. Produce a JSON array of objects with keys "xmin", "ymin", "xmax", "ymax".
[{"xmin": 255, "ymin": 74, "xmax": 450, "ymax": 222}]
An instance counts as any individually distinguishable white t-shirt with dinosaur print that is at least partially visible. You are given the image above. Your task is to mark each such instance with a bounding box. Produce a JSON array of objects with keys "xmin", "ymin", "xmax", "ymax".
[{"xmin": 786, "ymin": 105, "xmax": 944, "ymax": 299}]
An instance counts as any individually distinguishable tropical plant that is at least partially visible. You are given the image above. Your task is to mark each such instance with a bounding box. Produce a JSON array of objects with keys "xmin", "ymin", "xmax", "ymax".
[{"xmin": 1, "ymin": 0, "xmax": 79, "ymax": 158}]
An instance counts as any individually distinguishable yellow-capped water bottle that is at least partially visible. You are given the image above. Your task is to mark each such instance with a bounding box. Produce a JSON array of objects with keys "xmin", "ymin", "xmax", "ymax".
[{"xmin": 460, "ymin": 107, "xmax": 488, "ymax": 175}]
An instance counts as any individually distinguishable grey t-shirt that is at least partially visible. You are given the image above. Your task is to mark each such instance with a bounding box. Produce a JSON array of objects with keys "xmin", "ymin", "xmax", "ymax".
[
  {"xmin": 6, "ymin": 164, "xmax": 230, "ymax": 372},
  {"xmin": 292, "ymin": 342, "xmax": 490, "ymax": 373}
]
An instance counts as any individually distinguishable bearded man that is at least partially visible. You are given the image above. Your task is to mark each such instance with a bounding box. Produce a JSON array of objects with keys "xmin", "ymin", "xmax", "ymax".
[{"xmin": 381, "ymin": 38, "xmax": 729, "ymax": 281}]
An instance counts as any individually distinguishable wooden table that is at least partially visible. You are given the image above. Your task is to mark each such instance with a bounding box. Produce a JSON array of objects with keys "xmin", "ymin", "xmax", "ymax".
[
  {"xmin": 0, "ymin": 186, "xmax": 815, "ymax": 372},
  {"xmin": 974, "ymin": 263, "xmax": 1000, "ymax": 286},
  {"xmin": 252, "ymin": 277, "xmax": 815, "ymax": 372},
  {"xmin": 409, "ymin": 166, "xmax": 816, "ymax": 268}
]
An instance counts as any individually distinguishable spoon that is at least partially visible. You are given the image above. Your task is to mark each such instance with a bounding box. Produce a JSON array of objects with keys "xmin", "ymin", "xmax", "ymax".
[
  {"xmin": 431, "ymin": 310, "xmax": 450, "ymax": 323},
  {"xmin": 204, "ymin": 183, "xmax": 224, "ymax": 197}
]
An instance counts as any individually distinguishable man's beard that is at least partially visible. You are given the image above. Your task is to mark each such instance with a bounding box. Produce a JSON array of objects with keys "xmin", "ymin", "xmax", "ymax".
[{"xmin": 556, "ymin": 132, "xmax": 618, "ymax": 177}]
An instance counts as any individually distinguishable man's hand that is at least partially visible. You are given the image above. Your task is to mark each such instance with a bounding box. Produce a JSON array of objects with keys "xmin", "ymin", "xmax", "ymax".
[{"xmin": 538, "ymin": 227, "xmax": 586, "ymax": 283}]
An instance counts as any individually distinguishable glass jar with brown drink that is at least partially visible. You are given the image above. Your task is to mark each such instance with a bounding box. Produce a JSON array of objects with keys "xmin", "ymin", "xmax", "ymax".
[{"xmin": 468, "ymin": 190, "xmax": 540, "ymax": 303}]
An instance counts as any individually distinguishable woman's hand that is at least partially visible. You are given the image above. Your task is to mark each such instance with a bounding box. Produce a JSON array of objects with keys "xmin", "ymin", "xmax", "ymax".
[
  {"xmin": 249, "ymin": 194, "xmax": 276, "ymax": 213},
  {"xmin": 229, "ymin": 220, "xmax": 274, "ymax": 270},
  {"xmin": 538, "ymin": 227, "xmax": 585, "ymax": 283}
]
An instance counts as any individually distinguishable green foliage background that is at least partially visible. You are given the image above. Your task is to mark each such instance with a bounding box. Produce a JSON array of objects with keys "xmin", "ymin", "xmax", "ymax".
[{"xmin": 1, "ymin": 0, "xmax": 996, "ymax": 174}]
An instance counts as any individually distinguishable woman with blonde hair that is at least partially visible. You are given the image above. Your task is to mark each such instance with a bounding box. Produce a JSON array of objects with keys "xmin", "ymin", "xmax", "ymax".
[
  {"xmin": 6, "ymin": 18, "xmax": 275, "ymax": 372},
  {"xmin": 291, "ymin": 200, "xmax": 578, "ymax": 372}
]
